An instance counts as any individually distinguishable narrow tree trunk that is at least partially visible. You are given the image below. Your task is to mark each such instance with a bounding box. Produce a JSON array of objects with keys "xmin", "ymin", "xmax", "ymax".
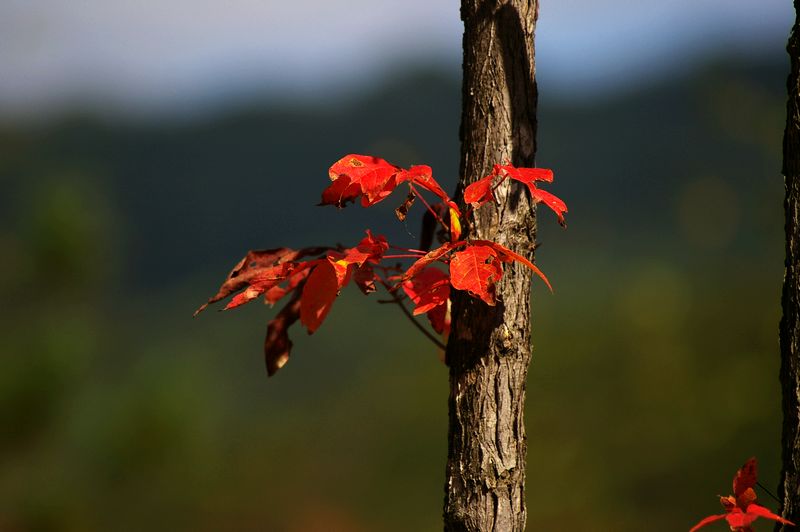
[
  {"xmin": 443, "ymin": 2, "xmax": 539, "ymax": 530},
  {"xmin": 779, "ymin": 2, "xmax": 800, "ymax": 529}
]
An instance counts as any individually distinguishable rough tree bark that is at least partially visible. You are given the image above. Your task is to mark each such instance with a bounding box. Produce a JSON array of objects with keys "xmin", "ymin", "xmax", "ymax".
[
  {"xmin": 443, "ymin": 2, "xmax": 539, "ymax": 530},
  {"xmin": 779, "ymin": 1, "xmax": 800, "ymax": 529}
]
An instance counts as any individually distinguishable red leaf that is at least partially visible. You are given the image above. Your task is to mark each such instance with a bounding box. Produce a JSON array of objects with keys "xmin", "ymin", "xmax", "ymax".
[
  {"xmin": 689, "ymin": 513, "xmax": 727, "ymax": 532},
  {"xmin": 733, "ymin": 458, "xmax": 758, "ymax": 498},
  {"xmin": 403, "ymin": 165, "xmax": 449, "ymax": 202},
  {"xmin": 725, "ymin": 508, "xmax": 756, "ymax": 529},
  {"xmin": 491, "ymin": 163, "xmax": 566, "ymax": 226},
  {"xmin": 402, "ymin": 267, "xmax": 450, "ymax": 315},
  {"xmin": 264, "ymin": 263, "xmax": 312, "ymax": 305},
  {"xmin": 300, "ymin": 260, "xmax": 341, "ymax": 333},
  {"xmin": 471, "ymin": 240, "xmax": 552, "ymax": 292},
  {"xmin": 319, "ymin": 174, "xmax": 361, "ymax": 207},
  {"xmin": 745, "ymin": 503, "xmax": 795, "ymax": 526},
  {"xmin": 530, "ymin": 186, "xmax": 568, "ymax": 227},
  {"xmin": 402, "ymin": 241, "xmax": 465, "ymax": 282},
  {"xmin": 495, "ymin": 164, "xmax": 554, "ymax": 183},
  {"xmin": 449, "ymin": 245, "xmax": 504, "ymax": 306},
  {"xmin": 350, "ymin": 230, "xmax": 389, "ymax": 265},
  {"xmin": 426, "ymin": 300, "xmax": 450, "ymax": 336},
  {"xmin": 264, "ymin": 289, "xmax": 302, "ymax": 376},
  {"xmin": 322, "ymin": 154, "xmax": 401, "ymax": 207},
  {"xmin": 463, "ymin": 175, "xmax": 496, "ymax": 207},
  {"xmin": 402, "ymin": 267, "xmax": 451, "ymax": 335},
  {"xmin": 692, "ymin": 457, "xmax": 796, "ymax": 532}
]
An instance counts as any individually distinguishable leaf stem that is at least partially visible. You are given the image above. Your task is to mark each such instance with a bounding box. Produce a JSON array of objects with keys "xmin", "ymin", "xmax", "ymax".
[
  {"xmin": 389, "ymin": 245, "xmax": 427, "ymax": 255},
  {"xmin": 383, "ymin": 253, "xmax": 427, "ymax": 259},
  {"xmin": 409, "ymin": 183, "xmax": 449, "ymax": 233},
  {"xmin": 757, "ymin": 481, "xmax": 781, "ymax": 504}
]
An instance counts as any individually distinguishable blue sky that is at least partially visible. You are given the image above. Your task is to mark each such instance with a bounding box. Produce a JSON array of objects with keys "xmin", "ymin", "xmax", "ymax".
[{"xmin": 0, "ymin": 0, "xmax": 792, "ymax": 118}]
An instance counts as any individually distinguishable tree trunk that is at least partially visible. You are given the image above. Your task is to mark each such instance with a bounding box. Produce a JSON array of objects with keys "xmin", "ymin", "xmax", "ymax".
[
  {"xmin": 443, "ymin": 2, "xmax": 539, "ymax": 530},
  {"xmin": 780, "ymin": 2, "xmax": 800, "ymax": 529}
]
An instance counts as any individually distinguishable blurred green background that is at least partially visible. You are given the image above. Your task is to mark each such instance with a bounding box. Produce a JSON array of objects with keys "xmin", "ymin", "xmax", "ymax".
[{"xmin": 0, "ymin": 2, "xmax": 794, "ymax": 531}]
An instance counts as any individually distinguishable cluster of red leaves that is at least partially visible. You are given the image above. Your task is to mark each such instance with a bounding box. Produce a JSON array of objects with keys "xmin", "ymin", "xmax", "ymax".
[
  {"xmin": 464, "ymin": 163, "xmax": 567, "ymax": 226},
  {"xmin": 196, "ymin": 154, "xmax": 566, "ymax": 375},
  {"xmin": 690, "ymin": 458, "xmax": 795, "ymax": 531}
]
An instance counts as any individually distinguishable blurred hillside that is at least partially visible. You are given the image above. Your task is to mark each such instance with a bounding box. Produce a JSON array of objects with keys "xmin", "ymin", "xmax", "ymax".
[{"xmin": 0, "ymin": 52, "xmax": 789, "ymax": 531}]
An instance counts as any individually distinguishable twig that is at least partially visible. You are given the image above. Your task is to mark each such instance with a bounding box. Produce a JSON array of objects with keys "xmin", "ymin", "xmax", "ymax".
[
  {"xmin": 409, "ymin": 183, "xmax": 449, "ymax": 233},
  {"xmin": 757, "ymin": 481, "xmax": 781, "ymax": 504},
  {"xmin": 376, "ymin": 277, "xmax": 446, "ymax": 350}
]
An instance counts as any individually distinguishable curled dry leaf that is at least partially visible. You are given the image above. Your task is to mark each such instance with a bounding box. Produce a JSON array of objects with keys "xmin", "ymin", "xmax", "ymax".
[
  {"xmin": 194, "ymin": 247, "xmax": 329, "ymax": 316},
  {"xmin": 264, "ymin": 288, "xmax": 303, "ymax": 376}
]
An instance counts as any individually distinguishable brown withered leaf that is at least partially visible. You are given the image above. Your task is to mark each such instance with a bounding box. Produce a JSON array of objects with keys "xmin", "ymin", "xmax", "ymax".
[
  {"xmin": 194, "ymin": 247, "xmax": 328, "ymax": 316},
  {"xmin": 264, "ymin": 287, "xmax": 303, "ymax": 376},
  {"xmin": 394, "ymin": 191, "xmax": 416, "ymax": 221}
]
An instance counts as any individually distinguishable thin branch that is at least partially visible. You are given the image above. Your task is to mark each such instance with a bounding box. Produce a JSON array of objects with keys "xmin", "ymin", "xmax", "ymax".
[
  {"xmin": 389, "ymin": 244, "xmax": 428, "ymax": 255},
  {"xmin": 409, "ymin": 183, "xmax": 449, "ymax": 233},
  {"xmin": 757, "ymin": 481, "xmax": 781, "ymax": 504},
  {"xmin": 375, "ymin": 277, "xmax": 446, "ymax": 350}
]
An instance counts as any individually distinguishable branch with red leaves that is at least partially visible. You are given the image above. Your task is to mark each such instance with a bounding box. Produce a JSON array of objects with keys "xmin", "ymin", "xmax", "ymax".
[
  {"xmin": 690, "ymin": 458, "xmax": 795, "ymax": 532},
  {"xmin": 195, "ymin": 154, "xmax": 567, "ymax": 376}
]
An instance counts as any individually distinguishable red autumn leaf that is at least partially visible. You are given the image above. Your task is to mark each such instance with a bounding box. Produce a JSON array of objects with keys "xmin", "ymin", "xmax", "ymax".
[
  {"xmin": 402, "ymin": 241, "xmax": 465, "ymax": 282},
  {"xmin": 401, "ymin": 165, "xmax": 449, "ymax": 202},
  {"xmin": 321, "ymin": 154, "xmax": 401, "ymax": 207},
  {"xmin": 264, "ymin": 288, "xmax": 302, "ymax": 376},
  {"xmin": 346, "ymin": 230, "xmax": 389, "ymax": 265},
  {"xmin": 426, "ymin": 299, "xmax": 450, "ymax": 336},
  {"xmin": 495, "ymin": 164, "xmax": 554, "ymax": 183},
  {"xmin": 402, "ymin": 267, "xmax": 450, "ymax": 335},
  {"xmin": 299, "ymin": 259, "xmax": 341, "ymax": 334},
  {"xmin": 746, "ymin": 503, "xmax": 793, "ymax": 525},
  {"xmin": 471, "ymin": 239, "xmax": 552, "ymax": 292},
  {"xmin": 264, "ymin": 263, "xmax": 312, "ymax": 305},
  {"xmin": 463, "ymin": 174, "xmax": 496, "ymax": 207},
  {"xmin": 689, "ymin": 514, "xmax": 727, "ymax": 532},
  {"xmin": 319, "ymin": 173, "xmax": 362, "ymax": 207},
  {"xmin": 690, "ymin": 457, "xmax": 795, "ymax": 532},
  {"xmin": 402, "ymin": 267, "xmax": 450, "ymax": 314},
  {"xmin": 530, "ymin": 187, "xmax": 568, "ymax": 227},
  {"xmin": 449, "ymin": 245, "xmax": 504, "ymax": 306},
  {"xmin": 733, "ymin": 458, "xmax": 758, "ymax": 498},
  {"xmin": 486, "ymin": 163, "xmax": 566, "ymax": 226}
]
